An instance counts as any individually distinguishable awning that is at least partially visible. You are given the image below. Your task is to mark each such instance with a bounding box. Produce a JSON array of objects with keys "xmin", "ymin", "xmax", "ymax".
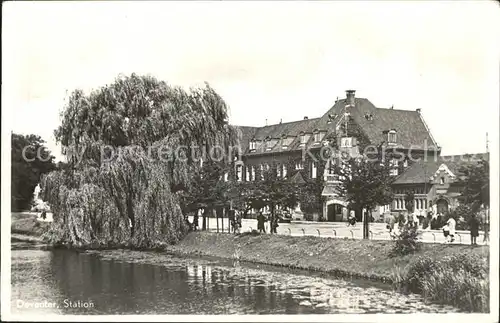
[
  {"xmin": 289, "ymin": 171, "xmax": 306, "ymax": 184},
  {"xmin": 321, "ymin": 184, "xmax": 341, "ymax": 197},
  {"xmin": 326, "ymin": 198, "xmax": 348, "ymax": 207}
]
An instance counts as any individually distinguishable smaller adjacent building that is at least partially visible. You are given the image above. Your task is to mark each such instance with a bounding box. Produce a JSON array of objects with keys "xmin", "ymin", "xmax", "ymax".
[{"xmin": 391, "ymin": 153, "xmax": 489, "ymax": 217}]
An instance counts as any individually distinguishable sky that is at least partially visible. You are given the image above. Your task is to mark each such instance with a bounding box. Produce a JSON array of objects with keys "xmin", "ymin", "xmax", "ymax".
[{"xmin": 3, "ymin": 1, "xmax": 499, "ymax": 161}]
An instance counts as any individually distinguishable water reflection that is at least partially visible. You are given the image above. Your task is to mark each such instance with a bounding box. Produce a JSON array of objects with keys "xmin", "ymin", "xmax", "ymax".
[{"xmin": 11, "ymin": 247, "xmax": 459, "ymax": 315}]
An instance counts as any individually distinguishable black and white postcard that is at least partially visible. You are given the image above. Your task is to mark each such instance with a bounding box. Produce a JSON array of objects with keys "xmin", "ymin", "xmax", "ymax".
[{"xmin": 2, "ymin": 1, "xmax": 499, "ymax": 322}]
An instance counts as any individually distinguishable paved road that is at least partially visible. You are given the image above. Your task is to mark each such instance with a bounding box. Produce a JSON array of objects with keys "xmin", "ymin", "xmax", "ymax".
[{"xmin": 188, "ymin": 216, "xmax": 488, "ymax": 246}]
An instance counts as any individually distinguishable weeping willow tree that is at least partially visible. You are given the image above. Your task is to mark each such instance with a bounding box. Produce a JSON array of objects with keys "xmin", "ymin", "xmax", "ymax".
[{"xmin": 41, "ymin": 74, "xmax": 238, "ymax": 248}]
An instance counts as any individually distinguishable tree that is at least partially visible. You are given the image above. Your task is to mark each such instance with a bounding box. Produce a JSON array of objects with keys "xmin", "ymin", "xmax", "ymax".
[
  {"xmin": 334, "ymin": 155, "xmax": 394, "ymax": 239},
  {"xmin": 11, "ymin": 133, "xmax": 56, "ymax": 211},
  {"xmin": 458, "ymin": 158, "xmax": 489, "ymax": 212},
  {"xmin": 457, "ymin": 157, "xmax": 490, "ymax": 237},
  {"xmin": 41, "ymin": 74, "xmax": 237, "ymax": 248}
]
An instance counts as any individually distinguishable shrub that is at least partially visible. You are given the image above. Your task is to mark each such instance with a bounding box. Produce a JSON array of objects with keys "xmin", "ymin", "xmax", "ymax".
[
  {"xmin": 395, "ymin": 253, "xmax": 489, "ymax": 312},
  {"xmin": 304, "ymin": 213, "xmax": 314, "ymax": 221},
  {"xmin": 390, "ymin": 225, "xmax": 421, "ymax": 257},
  {"xmin": 239, "ymin": 229, "xmax": 261, "ymax": 237}
]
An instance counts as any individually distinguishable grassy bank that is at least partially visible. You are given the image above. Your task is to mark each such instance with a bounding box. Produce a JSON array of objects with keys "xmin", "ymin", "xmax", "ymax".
[
  {"xmin": 164, "ymin": 232, "xmax": 488, "ymax": 281},
  {"xmin": 11, "ymin": 213, "xmax": 50, "ymax": 237},
  {"xmin": 163, "ymin": 232, "xmax": 489, "ymax": 312}
]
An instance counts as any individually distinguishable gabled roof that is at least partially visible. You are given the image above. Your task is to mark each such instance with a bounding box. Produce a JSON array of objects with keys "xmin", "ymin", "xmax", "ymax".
[
  {"xmin": 252, "ymin": 118, "xmax": 320, "ymax": 139},
  {"xmin": 235, "ymin": 126, "xmax": 258, "ymax": 153},
  {"xmin": 234, "ymin": 93, "xmax": 440, "ymax": 155},
  {"xmin": 289, "ymin": 171, "xmax": 306, "ymax": 184},
  {"xmin": 349, "ymin": 102, "xmax": 438, "ymax": 150},
  {"xmin": 393, "ymin": 153, "xmax": 489, "ymax": 184}
]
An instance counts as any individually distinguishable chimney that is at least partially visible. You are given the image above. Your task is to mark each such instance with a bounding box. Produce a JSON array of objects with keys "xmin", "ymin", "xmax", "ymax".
[
  {"xmin": 416, "ymin": 108, "xmax": 421, "ymax": 113},
  {"xmin": 346, "ymin": 90, "xmax": 356, "ymax": 106},
  {"xmin": 304, "ymin": 116, "xmax": 308, "ymax": 120}
]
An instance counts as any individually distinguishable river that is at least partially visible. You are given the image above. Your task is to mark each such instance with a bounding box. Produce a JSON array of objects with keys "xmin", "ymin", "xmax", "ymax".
[{"xmin": 10, "ymin": 240, "xmax": 459, "ymax": 315}]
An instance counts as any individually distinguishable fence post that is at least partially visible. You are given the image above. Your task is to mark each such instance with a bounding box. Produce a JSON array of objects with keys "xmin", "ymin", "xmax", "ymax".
[
  {"xmin": 431, "ymin": 233, "xmax": 436, "ymax": 242},
  {"xmin": 249, "ymin": 227, "xmax": 252, "ymax": 232},
  {"xmin": 457, "ymin": 233, "xmax": 462, "ymax": 243},
  {"xmin": 369, "ymin": 231, "xmax": 373, "ymax": 239},
  {"xmin": 288, "ymin": 228, "xmax": 291, "ymax": 235},
  {"xmin": 301, "ymin": 228, "xmax": 305, "ymax": 236},
  {"xmin": 317, "ymin": 229, "xmax": 321, "ymax": 237},
  {"xmin": 332, "ymin": 229, "xmax": 337, "ymax": 237},
  {"xmin": 350, "ymin": 230, "xmax": 354, "ymax": 238}
]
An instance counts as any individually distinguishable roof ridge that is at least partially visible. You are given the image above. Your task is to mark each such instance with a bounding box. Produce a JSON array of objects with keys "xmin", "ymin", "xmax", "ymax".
[
  {"xmin": 374, "ymin": 107, "xmax": 419, "ymax": 113},
  {"xmin": 259, "ymin": 117, "xmax": 320, "ymax": 128}
]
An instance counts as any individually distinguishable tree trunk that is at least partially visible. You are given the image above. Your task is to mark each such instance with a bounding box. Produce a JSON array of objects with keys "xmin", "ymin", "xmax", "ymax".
[
  {"xmin": 202, "ymin": 208, "xmax": 207, "ymax": 230},
  {"xmin": 270, "ymin": 203, "xmax": 275, "ymax": 234},
  {"xmin": 221, "ymin": 207, "xmax": 225, "ymax": 233},
  {"xmin": 216, "ymin": 207, "xmax": 220, "ymax": 233},
  {"xmin": 363, "ymin": 208, "xmax": 370, "ymax": 239}
]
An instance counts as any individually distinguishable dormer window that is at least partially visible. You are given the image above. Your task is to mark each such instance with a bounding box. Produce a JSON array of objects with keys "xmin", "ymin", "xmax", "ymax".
[
  {"xmin": 340, "ymin": 137, "xmax": 353, "ymax": 148},
  {"xmin": 249, "ymin": 139, "xmax": 256, "ymax": 151},
  {"xmin": 281, "ymin": 134, "xmax": 288, "ymax": 150},
  {"xmin": 266, "ymin": 138, "xmax": 272, "ymax": 151},
  {"xmin": 388, "ymin": 130, "xmax": 397, "ymax": 144},
  {"xmin": 440, "ymin": 177, "xmax": 445, "ymax": 185},
  {"xmin": 314, "ymin": 130, "xmax": 323, "ymax": 144},
  {"xmin": 299, "ymin": 132, "xmax": 306, "ymax": 146}
]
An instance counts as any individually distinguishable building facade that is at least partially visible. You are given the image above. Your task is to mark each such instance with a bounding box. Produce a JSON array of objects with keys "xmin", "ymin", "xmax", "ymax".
[{"xmin": 234, "ymin": 90, "xmax": 483, "ymax": 221}]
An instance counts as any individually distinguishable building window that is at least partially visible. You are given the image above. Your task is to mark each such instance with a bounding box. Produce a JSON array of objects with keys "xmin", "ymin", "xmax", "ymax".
[
  {"xmin": 249, "ymin": 140, "xmax": 256, "ymax": 151},
  {"xmin": 224, "ymin": 172, "xmax": 228, "ymax": 182},
  {"xmin": 311, "ymin": 162, "xmax": 317, "ymax": 179},
  {"xmin": 265, "ymin": 138, "xmax": 272, "ymax": 151},
  {"xmin": 236, "ymin": 165, "xmax": 242, "ymax": 182},
  {"xmin": 282, "ymin": 164, "xmax": 287, "ymax": 178},
  {"xmin": 300, "ymin": 134, "xmax": 306, "ymax": 146},
  {"xmin": 295, "ymin": 161, "xmax": 303, "ymax": 170},
  {"xmin": 440, "ymin": 177, "xmax": 445, "ymax": 185},
  {"xmin": 314, "ymin": 131, "xmax": 322, "ymax": 143},
  {"xmin": 340, "ymin": 137, "xmax": 353, "ymax": 148},
  {"xmin": 389, "ymin": 159, "xmax": 399, "ymax": 176},
  {"xmin": 388, "ymin": 130, "xmax": 397, "ymax": 144}
]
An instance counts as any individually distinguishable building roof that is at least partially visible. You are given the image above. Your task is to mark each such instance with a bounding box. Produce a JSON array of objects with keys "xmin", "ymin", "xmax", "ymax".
[
  {"xmin": 393, "ymin": 153, "xmax": 489, "ymax": 184},
  {"xmin": 348, "ymin": 99, "xmax": 438, "ymax": 150},
  {"xmin": 235, "ymin": 126, "xmax": 258, "ymax": 153},
  {"xmin": 234, "ymin": 92, "xmax": 440, "ymax": 155},
  {"xmin": 289, "ymin": 171, "xmax": 306, "ymax": 184}
]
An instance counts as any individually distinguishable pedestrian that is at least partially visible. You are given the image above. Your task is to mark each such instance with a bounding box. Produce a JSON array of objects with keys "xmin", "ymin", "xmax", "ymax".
[
  {"xmin": 193, "ymin": 212, "xmax": 199, "ymax": 231},
  {"xmin": 271, "ymin": 215, "xmax": 279, "ymax": 234},
  {"xmin": 347, "ymin": 212, "xmax": 356, "ymax": 226},
  {"xmin": 407, "ymin": 212, "xmax": 414, "ymax": 228},
  {"xmin": 257, "ymin": 212, "xmax": 266, "ymax": 233},
  {"xmin": 229, "ymin": 209, "xmax": 236, "ymax": 233},
  {"xmin": 446, "ymin": 215, "xmax": 456, "ymax": 243},
  {"xmin": 442, "ymin": 222, "xmax": 450, "ymax": 243},
  {"xmin": 468, "ymin": 214, "xmax": 480, "ymax": 245}
]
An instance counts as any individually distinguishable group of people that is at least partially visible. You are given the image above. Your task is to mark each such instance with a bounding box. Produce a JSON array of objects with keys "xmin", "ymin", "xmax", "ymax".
[
  {"xmin": 187, "ymin": 209, "xmax": 242, "ymax": 233},
  {"xmin": 386, "ymin": 210, "xmax": 481, "ymax": 245},
  {"xmin": 257, "ymin": 212, "xmax": 279, "ymax": 233}
]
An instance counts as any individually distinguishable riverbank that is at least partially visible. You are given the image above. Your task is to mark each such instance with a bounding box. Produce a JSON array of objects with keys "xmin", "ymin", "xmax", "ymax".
[
  {"xmin": 163, "ymin": 232, "xmax": 488, "ymax": 281},
  {"xmin": 162, "ymin": 232, "xmax": 489, "ymax": 312},
  {"xmin": 11, "ymin": 214, "xmax": 489, "ymax": 312},
  {"xmin": 11, "ymin": 213, "xmax": 50, "ymax": 237}
]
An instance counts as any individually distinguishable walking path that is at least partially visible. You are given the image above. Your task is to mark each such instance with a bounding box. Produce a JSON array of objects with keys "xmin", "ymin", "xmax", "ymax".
[{"xmin": 188, "ymin": 217, "xmax": 488, "ymax": 246}]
